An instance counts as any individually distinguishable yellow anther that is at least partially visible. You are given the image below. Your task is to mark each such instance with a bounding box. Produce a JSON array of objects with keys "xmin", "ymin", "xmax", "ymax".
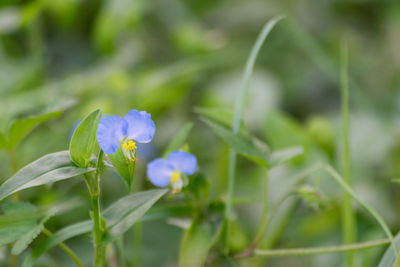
[
  {"xmin": 170, "ymin": 171, "xmax": 180, "ymax": 183},
  {"xmin": 123, "ymin": 140, "xmax": 137, "ymax": 151}
]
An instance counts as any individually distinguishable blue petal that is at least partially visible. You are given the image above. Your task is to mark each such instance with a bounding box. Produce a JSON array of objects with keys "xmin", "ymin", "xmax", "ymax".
[
  {"xmin": 124, "ymin": 109, "xmax": 156, "ymax": 143},
  {"xmin": 97, "ymin": 115, "xmax": 127, "ymax": 154},
  {"xmin": 167, "ymin": 151, "xmax": 197, "ymax": 175},
  {"xmin": 147, "ymin": 158, "xmax": 175, "ymax": 187}
]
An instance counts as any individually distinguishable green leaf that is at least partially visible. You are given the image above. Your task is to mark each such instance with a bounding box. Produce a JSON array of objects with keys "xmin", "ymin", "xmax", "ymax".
[
  {"xmin": 103, "ymin": 189, "xmax": 167, "ymax": 241},
  {"xmin": 12, "ymin": 215, "xmax": 51, "ymax": 255},
  {"xmin": 108, "ymin": 145, "xmax": 135, "ymax": 190},
  {"xmin": 23, "ymin": 189, "xmax": 167, "ymax": 266},
  {"xmin": 69, "ymin": 109, "xmax": 102, "ymax": 168},
  {"xmin": 378, "ymin": 232, "xmax": 400, "ymax": 267},
  {"xmin": 0, "ymin": 203, "xmax": 37, "ymax": 247},
  {"xmin": 268, "ymin": 146, "xmax": 304, "ymax": 168},
  {"xmin": 5, "ymin": 110, "xmax": 62, "ymax": 150},
  {"xmin": 179, "ymin": 220, "xmax": 216, "ymax": 267},
  {"xmin": 163, "ymin": 122, "xmax": 194, "ymax": 157},
  {"xmin": 22, "ymin": 221, "xmax": 92, "ymax": 267},
  {"xmin": 0, "ymin": 151, "xmax": 93, "ymax": 201},
  {"xmin": 200, "ymin": 117, "xmax": 269, "ymax": 167}
]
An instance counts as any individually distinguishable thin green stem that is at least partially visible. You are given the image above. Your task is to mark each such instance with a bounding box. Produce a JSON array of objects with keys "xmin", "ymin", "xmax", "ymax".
[
  {"xmin": 85, "ymin": 151, "xmax": 106, "ymax": 267},
  {"xmin": 251, "ymin": 170, "xmax": 269, "ymax": 246},
  {"xmin": 223, "ymin": 15, "xmax": 284, "ymax": 254},
  {"xmin": 253, "ymin": 238, "xmax": 390, "ymax": 257},
  {"xmin": 340, "ymin": 39, "xmax": 356, "ymax": 267},
  {"xmin": 42, "ymin": 228, "xmax": 84, "ymax": 267},
  {"xmin": 323, "ymin": 165, "xmax": 398, "ymax": 255},
  {"xmin": 116, "ymin": 236, "xmax": 126, "ymax": 267}
]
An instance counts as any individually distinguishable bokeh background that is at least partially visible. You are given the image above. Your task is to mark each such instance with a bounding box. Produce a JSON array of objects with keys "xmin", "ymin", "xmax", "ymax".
[{"xmin": 1, "ymin": 0, "xmax": 400, "ymax": 266}]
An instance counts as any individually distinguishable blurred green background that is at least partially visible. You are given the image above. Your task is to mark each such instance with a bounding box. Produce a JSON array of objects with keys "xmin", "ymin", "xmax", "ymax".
[{"xmin": 1, "ymin": 0, "xmax": 400, "ymax": 266}]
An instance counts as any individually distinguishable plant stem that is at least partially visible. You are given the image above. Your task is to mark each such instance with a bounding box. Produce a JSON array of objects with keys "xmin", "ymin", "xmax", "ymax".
[
  {"xmin": 253, "ymin": 238, "xmax": 390, "ymax": 257},
  {"xmin": 251, "ymin": 170, "xmax": 269, "ymax": 246},
  {"xmin": 85, "ymin": 151, "xmax": 106, "ymax": 267},
  {"xmin": 42, "ymin": 228, "xmax": 84, "ymax": 267},
  {"xmin": 223, "ymin": 15, "xmax": 284, "ymax": 254},
  {"xmin": 323, "ymin": 165, "xmax": 398, "ymax": 254},
  {"xmin": 340, "ymin": 39, "xmax": 356, "ymax": 267},
  {"xmin": 9, "ymin": 149, "xmax": 19, "ymax": 201}
]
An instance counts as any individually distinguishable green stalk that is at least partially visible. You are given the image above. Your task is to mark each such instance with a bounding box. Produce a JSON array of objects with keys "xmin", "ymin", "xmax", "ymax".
[
  {"xmin": 85, "ymin": 151, "xmax": 106, "ymax": 267},
  {"xmin": 253, "ymin": 238, "xmax": 390, "ymax": 257},
  {"xmin": 42, "ymin": 228, "xmax": 84, "ymax": 267},
  {"xmin": 251, "ymin": 170, "xmax": 269, "ymax": 246},
  {"xmin": 323, "ymin": 165, "xmax": 398, "ymax": 254},
  {"xmin": 340, "ymin": 40, "xmax": 356, "ymax": 267},
  {"xmin": 223, "ymin": 15, "xmax": 284, "ymax": 254}
]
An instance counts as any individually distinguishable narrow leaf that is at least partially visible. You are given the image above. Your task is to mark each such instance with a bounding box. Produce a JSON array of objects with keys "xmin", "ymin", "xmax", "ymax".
[
  {"xmin": 22, "ymin": 221, "xmax": 92, "ymax": 267},
  {"xmin": 69, "ymin": 109, "xmax": 102, "ymax": 168},
  {"xmin": 103, "ymin": 189, "xmax": 168, "ymax": 241},
  {"xmin": 0, "ymin": 151, "xmax": 93, "ymax": 201},
  {"xmin": 163, "ymin": 122, "xmax": 194, "ymax": 157},
  {"xmin": 12, "ymin": 215, "xmax": 51, "ymax": 255},
  {"xmin": 200, "ymin": 118, "xmax": 269, "ymax": 167},
  {"xmin": 378, "ymin": 232, "xmax": 400, "ymax": 267},
  {"xmin": 23, "ymin": 189, "xmax": 167, "ymax": 266}
]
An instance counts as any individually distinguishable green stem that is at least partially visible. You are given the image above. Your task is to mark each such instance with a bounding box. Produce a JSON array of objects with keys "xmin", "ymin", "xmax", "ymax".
[
  {"xmin": 323, "ymin": 165, "xmax": 398, "ymax": 254},
  {"xmin": 253, "ymin": 238, "xmax": 390, "ymax": 257},
  {"xmin": 42, "ymin": 228, "xmax": 84, "ymax": 267},
  {"xmin": 116, "ymin": 236, "xmax": 126, "ymax": 267},
  {"xmin": 251, "ymin": 170, "xmax": 269, "ymax": 246},
  {"xmin": 223, "ymin": 15, "xmax": 284, "ymax": 254},
  {"xmin": 85, "ymin": 151, "xmax": 106, "ymax": 267},
  {"xmin": 340, "ymin": 39, "xmax": 356, "ymax": 267}
]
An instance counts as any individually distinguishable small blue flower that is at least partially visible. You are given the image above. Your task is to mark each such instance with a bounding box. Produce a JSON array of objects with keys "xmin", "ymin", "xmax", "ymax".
[
  {"xmin": 147, "ymin": 151, "xmax": 197, "ymax": 193},
  {"xmin": 97, "ymin": 109, "xmax": 156, "ymax": 155}
]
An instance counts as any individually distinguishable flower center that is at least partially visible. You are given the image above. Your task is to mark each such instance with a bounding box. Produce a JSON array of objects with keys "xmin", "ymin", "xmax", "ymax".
[
  {"xmin": 170, "ymin": 171, "xmax": 180, "ymax": 183},
  {"xmin": 122, "ymin": 140, "xmax": 137, "ymax": 151}
]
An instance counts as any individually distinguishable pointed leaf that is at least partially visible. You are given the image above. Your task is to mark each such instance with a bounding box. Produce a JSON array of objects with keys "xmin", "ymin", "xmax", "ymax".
[
  {"xmin": 378, "ymin": 232, "xmax": 400, "ymax": 267},
  {"xmin": 6, "ymin": 110, "xmax": 62, "ymax": 150},
  {"xmin": 103, "ymin": 189, "xmax": 167, "ymax": 241},
  {"xmin": 0, "ymin": 151, "xmax": 93, "ymax": 201},
  {"xmin": 23, "ymin": 189, "xmax": 167, "ymax": 266},
  {"xmin": 22, "ymin": 221, "xmax": 92, "ymax": 267},
  {"xmin": 200, "ymin": 118, "xmax": 269, "ymax": 167},
  {"xmin": 108, "ymin": 145, "xmax": 135, "ymax": 190},
  {"xmin": 12, "ymin": 215, "xmax": 51, "ymax": 255},
  {"xmin": 69, "ymin": 109, "xmax": 102, "ymax": 168},
  {"xmin": 163, "ymin": 122, "xmax": 194, "ymax": 157}
]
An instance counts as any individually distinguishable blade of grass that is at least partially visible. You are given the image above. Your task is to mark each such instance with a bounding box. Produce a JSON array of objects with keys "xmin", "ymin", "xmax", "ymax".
[
  {"xmin": 223, "ymin": 15, "xmax": 284, "ymax": 254},
  {"xmin": 340, "ymin": 40, "xmax": 356, "ymax": 267}
]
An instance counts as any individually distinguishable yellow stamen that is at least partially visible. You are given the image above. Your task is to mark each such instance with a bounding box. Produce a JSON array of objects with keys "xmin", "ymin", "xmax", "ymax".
[
  {"xmin": 170, "ymin": 171, "xmax": 180, "ymax": 183},
  {"xmin": 123, "ymin": 140, "xmax": 137, "ymax": 151}
]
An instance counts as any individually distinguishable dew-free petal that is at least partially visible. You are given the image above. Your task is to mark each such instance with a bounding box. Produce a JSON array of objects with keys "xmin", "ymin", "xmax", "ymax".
[
  {"xmin": 167, "ymin": 151, "xmax": 197, "ymax": 175},
  {"xmin": 124, "ymin": 109, "xmax": 156, "ymax": 143},
  {"xmin": 97, "ymin": 115, "xmax": 127, "ymax": 154},
  {"xmin": 147, "ymin": 158, "xmax": 175, "ymax": 187}
]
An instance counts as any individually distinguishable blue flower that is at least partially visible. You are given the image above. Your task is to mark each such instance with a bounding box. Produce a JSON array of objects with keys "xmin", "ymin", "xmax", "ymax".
[
  {"xmin": 96, "ymin": 109, "xmax": 156, "ymax": 155},
  {"xmin": 147, "ymin": 151, "xmax": 197, "ymax": 193}
]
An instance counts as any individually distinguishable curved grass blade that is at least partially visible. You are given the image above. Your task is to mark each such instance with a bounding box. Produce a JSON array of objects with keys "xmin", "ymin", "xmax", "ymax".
[
  {"xmin": 0, "ymin": 151, "xmax": 93, "ymax": 201},
  {"xmin": 224, "ymin": 15, "xmax": 285, "ymax": 253},
  {"xmin": 378, "ymin": 232, "xmax": 400, "ymax": 267}
]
